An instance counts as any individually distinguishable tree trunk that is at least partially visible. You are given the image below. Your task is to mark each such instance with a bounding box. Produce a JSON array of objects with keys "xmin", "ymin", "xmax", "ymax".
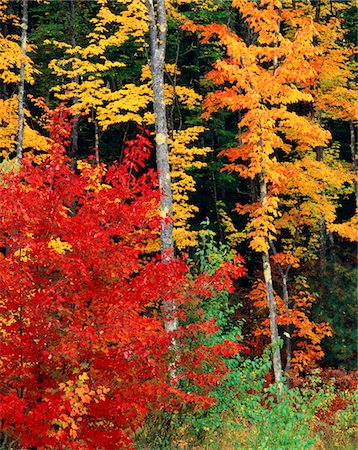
[
  {"xmin": 16, "ymin": 0, "xmax": 28, "ymax": 163},
  {"xmin": 313, "ymin": 0, "xmax": 321, "ymax": 22},
  {"xmin": 69, "ymin": 0, "xmax": 79, "ymax": 170},
  {"xmin": 210, "ymin": 171, "xmax": 224, "ymax": 243},
  {"xmin": 259, "ymin": 172, "xmax": 283, "ymax": 392},
  {"xmin": 314, "ymin": 111, "xmax": 328, "ymax": 274},
  {"xmin": 350, "ymin": 121, "xmax": 358, "ymax": 209},
  {"xmin": 146, "ymin": 0, "xmax": 177, "ymax": 335},
  {"xmin": 281, "ymin": 274, "xmax": 292, "ymax": 375},
  {"xmin": 240, "ymin": 51, "xmax": 283, "ymax": 391},
  {"xmin": 94, "ymin": 117, "xmax": 100, "ymax": 164},
  {"xmin": 265, "ymin": 8, "xmax": 283, "ymax": 390},
  {"xmin": 269, "ymin": 240, "xmax": 292, "ymax": 377}
]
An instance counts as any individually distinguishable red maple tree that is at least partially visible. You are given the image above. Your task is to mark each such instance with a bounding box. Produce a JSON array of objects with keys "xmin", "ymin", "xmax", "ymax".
[{"xmin": 0, "ymin": 107, "xmax": 244, "ymax": 448}]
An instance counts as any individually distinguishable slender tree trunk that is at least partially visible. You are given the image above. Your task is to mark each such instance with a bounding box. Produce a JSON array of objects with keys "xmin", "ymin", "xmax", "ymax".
[
  {"xmin": 312, "ymin": 7, "xmax": 333, "ymax": 274},
  {"xmin": 328, "ymin": 227, "xmax": 336, "ymax": 263},
  {"xmin": 268, "ymin": 7, "xmax": 284, "ymax": 389},
  {"xmin": 240, "ymin": 50, "xmax": 283, "ymax": 391},
  {"xmin": 16, "ymin": 0, "xmax": 28, "ymax": 163},
  {"xmin": 350, "ymin": 121, "xmax": 358, "ymax": 209},
  {"xmin": 69, "ymin": 0, "xmax": 79, "ymax": 170},
  {"xmin": 269, "ymin": 241, "xmax": 292, "ymax": 376},
  {"xmin": 168, "ymin": 33, "xmax": 182, "ymax": 134},
  {"xmin": 259, "ymin": 172, "xmax": 283, "ymax": 392},
  {"xmin": 314, "ymin": 111, "xmax": 328, "ymax": 274},
  {"xmin": 281, "ymin": 274, "xmax": 292, "ymax": 374},
  {"xmin": 313, "ymin": 0, "xmax": 321, "ymax": 22},
  {"xmin": 94, "ymin": 117, "xmax": 100, "ymax": 164},
  {"xmin": 319, "ymin": 216, "xmax": 327, "ymax": 271},
  {"xmin": 210, "ymin": 172, "xmax": 224, "ymax": 243},
  {"xmin": 146, "ymin": 0, "xmax": 177, "ymax": 335}
]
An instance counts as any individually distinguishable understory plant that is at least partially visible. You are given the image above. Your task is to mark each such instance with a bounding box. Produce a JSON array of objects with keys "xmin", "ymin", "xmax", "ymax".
[{"xmin": 135, "ymin": 229, "xmax": 347, "ymax": 450}]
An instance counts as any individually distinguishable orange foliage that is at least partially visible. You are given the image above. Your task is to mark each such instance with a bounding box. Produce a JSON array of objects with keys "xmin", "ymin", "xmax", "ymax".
[
  {"xmin": 197, "ymin": 0, "xmax": 356, "ymax": 254},
  {"xmin": 249, "ymin": 277, "xmax": 332, "ymax": 375}
]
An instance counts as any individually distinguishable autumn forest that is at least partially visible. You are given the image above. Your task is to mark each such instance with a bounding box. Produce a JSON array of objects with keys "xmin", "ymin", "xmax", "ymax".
[{"xmin": 0, "ymin": 0, "xmax": 357, "ymax": 448}]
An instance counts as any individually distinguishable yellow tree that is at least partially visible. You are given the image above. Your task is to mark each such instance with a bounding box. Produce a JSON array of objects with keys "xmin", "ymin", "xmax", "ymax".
[
  {"xmin": 311, "ymin": 16, "xmax": 358, "ymax": 239},
  {"xmin": 0, "ymin": 0, "xmax": 48, "ymax": 158},
  {"xmin": 48, "ymin": 0, "xmax": 210, "ymax": 250}
]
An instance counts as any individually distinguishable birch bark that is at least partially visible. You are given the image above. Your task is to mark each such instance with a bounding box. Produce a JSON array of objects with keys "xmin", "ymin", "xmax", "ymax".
[
  {"xmin": 259, "ymin": 172, "xmax": 283, "ymax": 392},
  {"xmin": 16, "ymin": 0, "xmax": 28, "ymax": 163},
  {"xmin": 146, "ymin": 0, "xmax": 177, "ymax": 334},
  {"xmin": 69, "ymin": 0, "xmax": 79, "ymax": 170},
  {"xmin": 240, "ymin": 51, "xmax": 283, "ymax": 390}
]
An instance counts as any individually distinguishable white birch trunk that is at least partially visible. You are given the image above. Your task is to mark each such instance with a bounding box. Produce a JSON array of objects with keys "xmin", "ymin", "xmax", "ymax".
[
  {"xmin": 146, "ymin": 0, "xmax": 177, "ymax": 335},
  {"xmin": 259, "ymin": 172, "xmax": 283, "ymax": 393},
  {"xmin": 16, "ymin": 0, "xmax": 28, "ymax": 163}
]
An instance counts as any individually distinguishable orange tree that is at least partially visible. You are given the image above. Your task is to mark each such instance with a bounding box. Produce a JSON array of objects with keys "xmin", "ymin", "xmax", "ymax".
[{"xmin": 188, "ymin": 0, "xmax": 355, "ymax": 380}]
